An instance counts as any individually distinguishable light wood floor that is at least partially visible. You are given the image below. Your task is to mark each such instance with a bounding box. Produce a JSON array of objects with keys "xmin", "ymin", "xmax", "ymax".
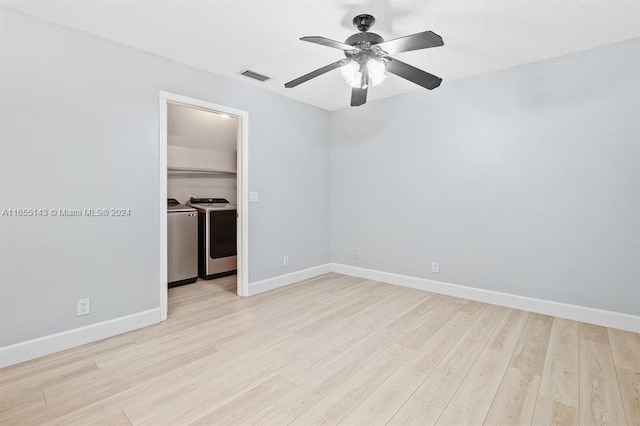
[{"xmin": 1, "ymin": 273, "xmax": 638, "ymax": 425}]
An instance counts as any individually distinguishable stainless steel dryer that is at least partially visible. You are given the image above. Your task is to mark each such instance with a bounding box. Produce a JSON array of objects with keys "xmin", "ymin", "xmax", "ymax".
[{"xmin": 186, "ymin": 197, "xmax": 237, "ymax": 279}]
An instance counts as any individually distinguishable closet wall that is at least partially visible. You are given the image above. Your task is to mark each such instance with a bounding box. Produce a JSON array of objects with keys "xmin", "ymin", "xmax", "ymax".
[{"xmin": 167, "ymin": 103, "xmax": 238, "ymax": 204}]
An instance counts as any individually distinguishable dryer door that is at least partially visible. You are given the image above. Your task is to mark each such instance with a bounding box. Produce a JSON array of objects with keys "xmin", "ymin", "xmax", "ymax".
[{"xmin": 209, "ymin": 210, "xmax": 237, "ymax": 259}]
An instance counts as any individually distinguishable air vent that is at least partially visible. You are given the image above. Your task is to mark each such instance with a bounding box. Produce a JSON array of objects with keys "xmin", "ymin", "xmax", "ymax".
[{"xmin": 240, "ymin": 69, "xmax": 271, "ymax": 82}]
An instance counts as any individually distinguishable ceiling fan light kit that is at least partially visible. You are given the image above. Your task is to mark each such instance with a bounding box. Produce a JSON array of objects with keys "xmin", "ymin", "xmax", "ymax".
[
  {"xmin": 339, "ymin": 57, "xmax": 387, "ymax": 89},
  {"xmin": 285, "ymin": 14, "xmax": 444, "ymax": 107}
]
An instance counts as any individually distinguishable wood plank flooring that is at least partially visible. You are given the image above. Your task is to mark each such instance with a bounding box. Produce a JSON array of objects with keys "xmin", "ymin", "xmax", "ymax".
[{"xmin": 1, "ymin": 273, "xmax": 638, "ymax": 425}]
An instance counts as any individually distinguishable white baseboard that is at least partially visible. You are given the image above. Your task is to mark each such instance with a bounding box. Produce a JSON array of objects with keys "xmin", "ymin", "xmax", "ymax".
[
  {"xmin": 249, "ymin": 263, "xmax": 332, "ymax": 296},
  {"xmin": 332, "ymin": 264, "xmax": 640, "ymax": 333},
  {"xmin": 1, "ymin": 262, "xmax": 333, "ymax": 368},
  {"xmin": 3, "ymin": 264, "xmax": 636, "ymax": 369},
  {"xmin": 0, "ymin": 308, "xmax": 161, "ymax": 368}
]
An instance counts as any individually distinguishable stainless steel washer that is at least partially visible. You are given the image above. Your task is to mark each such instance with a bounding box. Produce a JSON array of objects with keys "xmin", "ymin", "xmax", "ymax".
[
  {"xmin": 186, "ymin": 197, "xmax": 237, "ymax": 279},
  {"xmin": 167, "ymin": 199, "xmax": 198, "ymax": 287}
]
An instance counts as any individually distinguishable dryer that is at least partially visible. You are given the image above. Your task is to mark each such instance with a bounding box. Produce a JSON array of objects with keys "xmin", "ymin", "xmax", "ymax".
[{"xmin": 186, "ymin": 197, "xmax": 237, "ymax": 279}]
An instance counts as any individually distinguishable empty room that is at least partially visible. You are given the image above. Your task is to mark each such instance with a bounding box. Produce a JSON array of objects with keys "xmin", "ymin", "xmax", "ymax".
[{"xmin": 0, "ymin": 1, "xmax": 638, "ymax": 425}]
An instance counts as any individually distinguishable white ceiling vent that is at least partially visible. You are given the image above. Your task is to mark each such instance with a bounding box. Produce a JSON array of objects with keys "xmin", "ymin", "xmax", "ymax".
[{"xmin": 240, "ymin": 69, "xmax": 271, "ymax": 82}]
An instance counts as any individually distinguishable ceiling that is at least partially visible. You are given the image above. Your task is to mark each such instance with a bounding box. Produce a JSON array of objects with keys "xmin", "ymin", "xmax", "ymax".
[{"xmin": 2, "ymin": 0, "xmax": 639, "ymax": 110}]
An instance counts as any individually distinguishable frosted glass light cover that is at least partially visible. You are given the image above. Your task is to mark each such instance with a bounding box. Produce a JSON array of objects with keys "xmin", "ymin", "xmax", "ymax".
[
  {"xmin": 340, "ymin": 61, "xmax": 363, "ymax": 88},
  {"xmin": 366, "ymin": 59, "xmax": 387, "ymax": 86}
]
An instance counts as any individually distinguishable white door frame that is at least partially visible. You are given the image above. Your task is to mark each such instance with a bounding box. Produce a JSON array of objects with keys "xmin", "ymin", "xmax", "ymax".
[{"xmin": 159, "ymin": 91, "xmax": 249, "ymax": 321}]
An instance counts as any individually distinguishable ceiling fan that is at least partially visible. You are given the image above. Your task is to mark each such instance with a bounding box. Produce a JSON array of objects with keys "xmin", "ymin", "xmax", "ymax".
[{"xmin": 284, "ymin": 14, "xmax": 444, "ymax": 107}]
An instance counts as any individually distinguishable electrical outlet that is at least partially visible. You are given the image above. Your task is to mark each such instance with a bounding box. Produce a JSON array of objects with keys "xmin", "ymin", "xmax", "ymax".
[
  {"xmin": 77, "ymin": 298, "xmax": 90, "ymax": 316},
  {"xmin": 432, "ymin": 261, "xmax": 439, "ymax": 274},
  {"xmin": 353, "ymin": 251, "xmax": 359, "ymax": 260},
  {"xmin": 283, "ymin": 255, "xmax": 289, "ymax": 266}
]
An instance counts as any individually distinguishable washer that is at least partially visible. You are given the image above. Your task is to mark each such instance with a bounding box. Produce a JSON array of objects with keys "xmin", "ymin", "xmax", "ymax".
[
  {"xmin": 186, "ymin": 197, "xmax": 237, "ymax": 279},
  {"xmin": 167, "ymin": 199, "xmax": 198, "ymax": 287}
]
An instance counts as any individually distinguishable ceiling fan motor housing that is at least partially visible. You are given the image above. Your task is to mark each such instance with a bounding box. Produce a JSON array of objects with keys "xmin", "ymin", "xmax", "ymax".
[
  {"xmin": 345, "ymin": 32, "xmax": 384, "ymax": 49},
  {"xmin": 344, "ymin": 32, "xmax": 388, "ymax": 71}
]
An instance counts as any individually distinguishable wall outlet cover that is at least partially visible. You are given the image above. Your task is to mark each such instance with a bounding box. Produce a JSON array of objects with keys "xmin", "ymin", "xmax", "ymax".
[{"xmin": 77, "ymin": 298, "xmax": 91, "ymax": 316}]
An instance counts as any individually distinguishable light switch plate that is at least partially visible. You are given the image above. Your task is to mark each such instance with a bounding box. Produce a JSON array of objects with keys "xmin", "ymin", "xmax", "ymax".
[{"xmin": 249, "ymin": 191, "xmax": 259, "ymax": 203}]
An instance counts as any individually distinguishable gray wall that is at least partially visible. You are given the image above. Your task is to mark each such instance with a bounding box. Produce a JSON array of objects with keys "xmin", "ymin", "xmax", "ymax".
[
  {"xmin": 331, "ymin": 38, "xmax": 640, "ymax": 316},
  {"xmin": 0, "ymin": 8, "xmax": 331, "ymax": 346}
]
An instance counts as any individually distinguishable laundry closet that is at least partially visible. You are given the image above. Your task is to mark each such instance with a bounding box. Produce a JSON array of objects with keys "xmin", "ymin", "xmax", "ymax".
[{"xmin": 166, "ymin": 102, "xmax": 239, "ymax": 289}]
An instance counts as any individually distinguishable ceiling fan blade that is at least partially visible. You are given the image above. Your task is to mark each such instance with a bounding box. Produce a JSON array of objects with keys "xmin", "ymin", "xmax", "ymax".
[
  {"xmin": 386, "ymin": 58, "xmax": 442, "ymax": 90},
  {"xmin": 375, "ymin": 31, "xmax": 443, "ymax": 54},
  {"xmin": 284, "ymin": 60, "xmax": 344, "ymax": 88},
  {"xmin": 351, "ymin": 87, "xmax": 368, "ymax": 107},
  {"xmin": 301, "ymin": 36, "xmax": 356, "ymax": 51}
]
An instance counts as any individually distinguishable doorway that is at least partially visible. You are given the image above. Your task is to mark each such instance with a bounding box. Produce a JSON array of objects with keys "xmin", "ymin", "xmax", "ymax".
[{"xmin": 159, "ymin": 91, "xmax": 249, "ymax": 321}]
